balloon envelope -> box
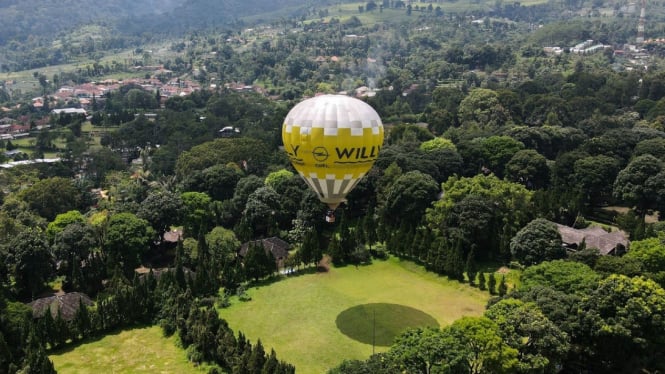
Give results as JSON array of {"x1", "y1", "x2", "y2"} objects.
[{"x1": 282, "y1": 95, "x2": 384, "y2": 209}]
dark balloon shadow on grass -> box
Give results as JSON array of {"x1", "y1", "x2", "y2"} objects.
[{"x1": 335, "y1": 303, "x2": 439, "y2": 346}]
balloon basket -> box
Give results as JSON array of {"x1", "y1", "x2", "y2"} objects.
[{"x1": 325, "y1": 209, "x2": 336, "y2": 223}]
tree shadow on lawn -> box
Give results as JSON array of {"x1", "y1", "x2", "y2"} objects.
[
  {"x1": 336, "y1": 303, "x2": 439, "y2": 346},
  {"x1": 249, "y1": 265, "x2": 324, "y2": 289}
]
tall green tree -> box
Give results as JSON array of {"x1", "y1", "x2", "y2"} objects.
[
  {"x1": 137, "y1": 190, "x2": 185, "y2": 239},
  {"x1": 613, "y1": 154, "x2": 664, "y2": 220},
  {"x1": 578, "y1": 275, "x2": 665, "y2": 372},
  {"x1": 380, "y1": 170, "x2": 439, "y2": 229},
  {"x1": 8, "y1": 229, "x2": 54, "y2": 299},
  {"x1": 19, "y1": 177, "x2": 81, "y2": 221},
  {"x1": 485, "y1": 299, "x2": 570, "y2": 373},
  {"x1": 103, "y1": 212, "x2": 154, "y2": 275},
  {"x1": 442, "y1": 316, "x2": 519, "y2": 373},
  {"x1": 510, "y1": 218, "x2": 565, "y2": 266},
  {"x1": 504, "y1": 149, "x2": 550, "y2": 190}
]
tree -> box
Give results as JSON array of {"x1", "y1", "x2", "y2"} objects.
[
  {"x1": 85, "y1": 148, "x2": 125, "y2": 185},
  {"x1": 19, "y1": 177, "x2": 81, "y2": 221},
  {"x1": 457, "y1": 88, "x2": 513, "y2": 132},
  {"x1": 419, "y1": 137, "x2": 456, "y2": 153},
  {"x1": 8, "y1": 229, "x2": 54, "y2": 298},
  {"x1": 328, "y1": 235, "x2": 343, "y2": 265},
  {"x1": 485, "y1": 299, "x2": 570, "y2": 373},
  {"x1": 196, "y1": 163, "x2": 244, "y2": 201},
  {"x1": 46, "y1": 210, "x2": 85, "y2": 241},
  {"x1": 458, "y1": 136, "x2": 524, "y2": 177},
  {"x1": 387, "y1": 327, "x2": 455, "y2": 373},
  {"x1": 125, "y1": 88, "x2": 158, "y2": 109},
  {"x1": 504, "y1": 149, "x2": 550, "y2": 189},
  {"x1": 497, "y1": 276, "x2": 507, "y2": 296},
  {"x1": 519, "y1": 260, "x2": 600, "y2": 294},
  {"x1": 446, "y1": 194, "x2": 496, "y2": 259},
  {"x1": 206, "y1": 226, "x2": 241, "y2": 267},
  {"x1": 264, "y1": 169, "x2": 294, "y2": 193},
  {"x1": 243, "y1": 241, "x2": 272, "y2": 281},
  {"x1": 624, "y1": 238, "x2": 665, "y2": 287},
  {"x1": 510, "y1": 218, "x2": 565, "y2": 266},
  {"x1": 613, "y1": 154, "x2": 664, "y2": 219},
  {"x1": 480, "y1": 136, "x2": 525, "y2": 176},
  {"x1": 175, "y1": 138, "x2": 272, "y2": 179},
  {"x1": 465, "y1": 246, "x2": 478, "y2": 286},
  {"x1": 299, "y1": 228, "x2": 319, "y2": 267},
  {"x1": 633, "y1": 137, "x2": 665, "y2": 160},
  {"x1": 578, "y1": 275, "x2": 665, "y2": 372},
  {"x1": 442, "y1": 316, "x2": 519, "y2": 373},
  {"x1": 231, "y1": 175, "x2": 264, "y2": 218},
  {"x1": 478, "y1": 272, "x2": 487, "y2": 291},
  {"x1": 363, "y1": 205, "x2": 379, "y2": 251},
  {"x1": 573, "y1": 155, "x2": 620, "y2": 206},
  {"x1": 103, "y1": 212, "x2": 154, "y2": 275},
  {"x1": 53, "y1": 221, "x2": 97, "y2": 290},
  {"x1": 242, "y1": 187, "x2": 282, "y2": 237},
  {"x1": 22, "y1": 327, "x2": 57, "y2": 374},
  {"x1": 427, "y1": 175, "x2": 532, "y2": 260},
  {"x1": 381, "y1": 171, "x2": 439, "y2": 229},
  {"x1": 488, "y1": 273, "x2": 497, "y2": 295},
  {"x1": 181, "y1": 192, "x2": 212, "y2": 237},
  {"x1": 138, "y1": 190, "x2": 185, "y2": 239}
]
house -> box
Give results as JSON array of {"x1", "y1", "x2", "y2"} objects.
[
  {"x1": 4, "y1": 149, "x2": 25, "y2": 158},
  {"x1": 239, "y1": 237, "x2": 291, "y2": 267},
  {"x1": 52, "y1": 108, "x2": 87, "y2": 116},
  {"x1": 136, "y1": 266, "x2": 195, "y2": 281},
  {"x1": 27, "y1": 292, "x2": 93, "y2": 321},
  {"x1": 219, "y1": 126, "x2": 240, "y2": 138},
  {"x1": 163, "y1": 228, "x2": 183, "y2": 244},
  {"x1": 556, "y1": 223, "x2": 629, "y2": 255}
]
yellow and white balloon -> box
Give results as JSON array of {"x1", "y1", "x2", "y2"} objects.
[{"x1": 282, "y1": 95, "x2": 384, "y2": 218}]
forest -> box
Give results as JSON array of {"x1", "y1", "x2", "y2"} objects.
[{"x1": 2, "y1": 0, "x2": 665, "y2": 372}]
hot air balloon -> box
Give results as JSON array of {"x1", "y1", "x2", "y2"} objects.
[{"x1": 282, "y1": 95, "x2": 384, "y2": 222}]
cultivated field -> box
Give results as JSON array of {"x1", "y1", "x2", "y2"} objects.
[
  {"x1": 219, "y1": 256, "x2": 489, "y2": 373},
  {"x1": 49, "y1": 325, "x2": 211, "y2": 374}
]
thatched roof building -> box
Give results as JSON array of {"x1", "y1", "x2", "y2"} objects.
[
  {"x1": 239, "y1": 237, "x2": 291, "y2": 267},
  {"x1": 27, "y1": 292, "x2": 93, "y2": 321},
  {"x1": 556, "y1": 224, "x2": 629, "y2": 255}
]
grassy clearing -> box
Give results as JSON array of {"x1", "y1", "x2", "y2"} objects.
[
  {"x1": 49, "y1": 325, "x2": 211, "y2": 374},
  {"x1": 219, "y1": 256, "x2": 489, "y2": 373}
]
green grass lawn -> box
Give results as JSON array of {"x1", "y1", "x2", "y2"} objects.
[
  {"x1": 219, "y1": 256, "x2": 489, "y2": 373},
  {"x1": 49, "y1": 325, "x2": 212, "y2": 374}
]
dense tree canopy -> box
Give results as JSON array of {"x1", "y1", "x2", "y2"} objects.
[
  {"x1": 18, "y1": 177, "x2": 81, "y2": 221},
  {"x1": 103, "y1": 212, "x2": 154, "y2": 274},
  {"x1": 519, "y1": 260, "x2": 601, "y2": 294}
]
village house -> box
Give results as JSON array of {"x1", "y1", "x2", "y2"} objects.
[
  {"x1": 27, "y1": 292, "x2": 94, "y2": 321},
  {"x1": 556, "y1": 223, "x2": 629, "y2": 256}
]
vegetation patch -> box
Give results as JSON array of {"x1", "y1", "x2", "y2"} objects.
[
  {"x1": 49, "y1": 325, "x2": 210, "y2": 374},
  {"x1": 335, "y1": 303, "x2": 440, "y2": 346},
  {"x1": 219, "y1": 257, "x2": 488, "y2": 373}
]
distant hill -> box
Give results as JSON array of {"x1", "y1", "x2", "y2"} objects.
[
  {"x1": 0, "y1": 0, "x2": 184, "y2": 44},
  {"x1": 0, "y1": 0, "x2": 323, "y2": 46}
]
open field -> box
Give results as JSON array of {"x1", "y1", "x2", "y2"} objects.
[
  {"x1": 49, "y1": 325, "x2": 211, "y2": 374},
  {"x1": 219, "y1": 256, "x2": 489, "y2": 373}
]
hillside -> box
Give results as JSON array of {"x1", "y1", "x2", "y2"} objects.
[
  {"x1": 0, "y1": 0, "x2": 324, "y2": 46},
  {"x1": 0, "y1": 0, "x2": 184, "y2": 44}
]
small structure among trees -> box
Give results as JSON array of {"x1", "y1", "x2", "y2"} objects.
[
  {"x1": 27, "y1": 292, "x2": 93, "y2": 321},
  {"x1": 556, "y1": 224, "x2": 629, "y2": 255},
  {"x1": 239, "y1": 237, "x2": 291, "y2": 269}
]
